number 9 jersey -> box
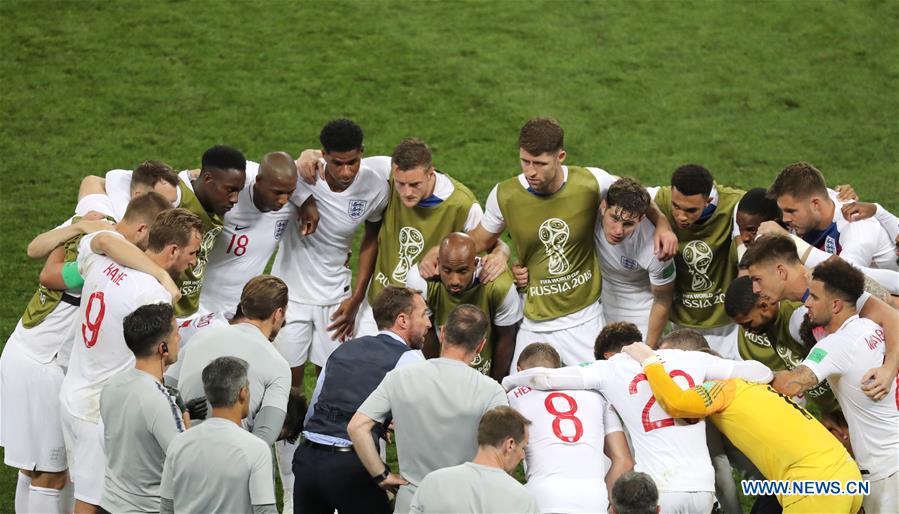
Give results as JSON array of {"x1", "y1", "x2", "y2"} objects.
[{"x1": 507, "y1": 385, "x2": 622, "y2": 513}]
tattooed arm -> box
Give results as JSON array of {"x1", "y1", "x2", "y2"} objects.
[{"x1": 771, "y1": 366, "x2": 821, "y2": 397}]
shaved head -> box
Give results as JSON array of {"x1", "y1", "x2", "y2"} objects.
[
  {"x1": 254, "y1": 151, "x2": 297, "y2": 212},
  {"x1": 259, "y1": 151, "x2": 298, "y2": 181},
  {"x1": 438, "y1": 233, "x2": 477, "y2": 295}
]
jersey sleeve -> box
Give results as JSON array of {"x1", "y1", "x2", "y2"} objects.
[
  {"x1": 160, "y1": 443, "x2": 176, "y2": 501},
  {"x1": 698, "y1": 351, "x2": 773, "y2": 383},
  {"x1": 147, "y1": 393, "x2": 185, "y2": 452},
  {"x1": 76, "y1": 230, "x2": 121, "y2": 275},
  {"x1": 486, "y1": 381, "x2": 511, "y2": 410},
  {"x1": 800, "y1": 337, "x2": 849, "y2": 383},
  {"x1": 357, "y1": 372, "x2": 394, "y2": 423},
  {"x1": 603, "y1": 402, "x2": 624, "y2": 434},
  {"x1": 873, "y1": 203, "x2": 899, "y2": 241},
  {"x1": 585, "y1": 167, "x2": 617, "y2": 198},
  {"x1": 463, "y1": 202, "x2": 484, "y2": 232},
  {"x1": 788, "y1": 306, "x2": 807, "y2": 344},
  {"x1": 646, "y1": 186, "x2": 661, "y2": 201},
  {"x1": 366, "y1": 185, "x2": 390, "y2": 224},
  {"x1": 480, "y1": 186, "x2": 506, "y2": 234},
  {"x1": 644, "y1": 362, "x2": 731, "y2": 417},
  {"x1": 248, "y1": 440, "x2": 277, "y2": 506},
  {"x1": 361, "y1": 156, "x2": 392, "y2": 180},
  {"x1": 289, "y1": 180, "x2": 314, "y2": 208},
  {"x1": 75, "y1": 193, "x2": 116, "y2": 219},
  {"x1": 404, "y1": 266, "x2": 429, "y2": 293},
  {"x1": 648, "y1": 258, "x2": 676, "y2": 287},
  {"x1": 837, "y1": 221, "x2": 883, "y2": 268},
  {"x1": 104, "y1": 169, "x2": 134, "y2": 221},
  {"x1": 493, "y1": 281, "x2": 523, "y2": 327}
]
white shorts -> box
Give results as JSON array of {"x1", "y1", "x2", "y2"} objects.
[
  {"x1": 60, "y1": 410, "x2": 105, "y2": 505},
  {"x1": 355, "y1": 297, "x2": 379, "y2": 338},
  {"x1": 274, "y1": 300, "x2": 343, "y2": 368},
  {"x1": 0, "y1": 342, "x2": 67, "y2": 472},
  {"x1": 672, "y1": 323, "x2": 740, "y2": 360},
  {"x1": 527, "y1": 476, "x2": 608, "y2": 513},
  {"x1": 602, "y1": 304, "x2": 651, "y2": 338},
  {"x1": 512, "y1": 307, "x2": 605, "y2": 372},
  {"x1": 658, "y1": 491, "x2": 715, "y2": 514},
  {"x1": 864, "y1": 470, "x2": 898, "y2": 514}
]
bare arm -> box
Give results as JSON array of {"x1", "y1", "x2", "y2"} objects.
[
  {"x1": 27, "y1": 217, "x2": 110, "y2": 259},
  {"x1": 603, "y1": 431, "x2": 634, "y2": 498},
  {"x1": 347, "y1": 411, "x2": 408, "y2": 493},
  {"x1": 859, "y1": 296, "x2": 899, "y2": 400},
  {"x1": 771, "y1": 366, "x2": 820, "y2": 398},
  {"x1": 38, "y1": 246, "x2": 69, "y2": 290},
  {"x1": 419, "y1": 223, "x2": 501, "y2": 279},
  {"x1": 328, "y1": 220, "x2": 381, "y2": 340},
  {"x1": 644, "y1": 202, "x2": 678, "y2": 261},
  {"x1": 490, "y1": 324, "x2": 518, "y2": 382},
  {"x1": 78, "y1": 175, "x2": 106, "y2": 200},
  {"x1": 646, "y1": 282, "x2": 674, "y2": 348}
]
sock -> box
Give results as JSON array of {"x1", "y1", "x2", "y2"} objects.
[
  {"x1": 15, "y1": 472, "x2": 31, "y2": 513},
  {"x1": 278, "y1": 439, "x2": 297, "y2": 491},
  {"x1": 29, "y1": 485, "x2": 62, "y2": 514},
  {"x1": 60, "y1": 480, "x2": 75, "y2": 514}
]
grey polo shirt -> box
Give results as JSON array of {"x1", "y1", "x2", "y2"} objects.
[
  {"x1": 358, "y1": 358, "x2": 508, "y2": 513},
  {"x1": 100, "y1": 368, "x2": 185, "y2": 513},
  {"x1": 160, "y1": 417, "x2": 275, "y2": 512},
  {"x1": 410, "y1": 462, "x2": 539, "y2": 514},
  {"x1": 174, "y1": 323, "x2": 291, "y2": 431}
]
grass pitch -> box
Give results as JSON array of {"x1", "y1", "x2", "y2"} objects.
[{"x1": 2, "y1": 1, "x2": 897, "y2": 511}]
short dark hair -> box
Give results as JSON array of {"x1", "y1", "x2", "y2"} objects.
[
  {"x1": 238, "y1": 275, "x2": 288, "y2": 320},
  {"x1": 724, "y1": 276, "x2": 760, "y2": 319},
  {"x1": 659, "y1": 328, "x2": 709, "y2": 351},
  {"x1": 740, "y1": 234, "x2": 801, "y2": 268},
  {"x1": 320, "y1": 119, "x2": 364, "y2": 154},
  {"x1": 281, "y1": 387, "x2": 308, "y2": 444},
  {"x1": 131, "y1": 160, "x2": 178, "y2": 193},
  {"x1": 737, "y1": 187, "x2": 781, "y2": 221},
  {"x1": 443, "y1": 304, "x2": 488, "y2": 352},
  {"x1": 606, "y1": 177, "x2": 651, "y2": 217},
  {"x1": 391, "y1": 138, "x2": 432, "y2": 171},
  {"x1": 811, "y1": 258, "x2": 864, "y2": 305},
  {"x1": 595, "y1": 322, "x2": 643, "y2": 360},
  {"x1": 671, "y1": 164, "x2": 714, "y2": 197},
  {"x1": 202, "y1": 356, "x2": 249, "y2": 408},
  {"x1": 123, "y1": 303, "x2": 175, "y2": 358},
  {"x1": 517, "y1": 343, "x2": 562, "y2": 369},
  {"x1": 372, "y1": 286, "x2": 420, "y2": 330},
  {"x1": 477, "y1": 406, "x2": 531, "y2": 448},
  {"x1": 611, "y1": 471, "x2": 659, "y2": 514},
  {"x1": 518, "y1": 117, "x2": 564, "y2": 155},
  {"x1": 768, "y1": 161, "x2": 828, "y2": 200},
  {"x1": 147, "y1": 208, "x2": 204, "y2": 252},
  {"x1": 121, "y1": 191, "x2": 172, "y2": 225},
  {"x1": 201, "y1": 145, "x2": 247, "y2": 173}
]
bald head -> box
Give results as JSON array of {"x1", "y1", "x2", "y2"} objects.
[
  {"x1": 254, "y1": 151, "x2": 298, "y2": 212},
  {"x1": 438, "y1": 233, "x2": 477, "y2": 295}
]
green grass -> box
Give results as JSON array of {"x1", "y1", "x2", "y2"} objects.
[{"x1": 2, "y1": 0, "x2": 897, "y2": 511}]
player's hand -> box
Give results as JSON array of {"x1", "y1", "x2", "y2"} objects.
[
  {"x1": 860, "y1": 365, "x2": 895, "y2": 401},
  {"x1": 185, "y1": 397, "x2": 208, "y2": 421},
  {"x1": 159, "y1": 274, "x2": 183, "y2": 304},
  {"x1": 295, "y1": 149, "x2": 323, "y2": 184},
  {"x1": 834, "y1": 184, "x2": 858, "y2": 202},
  {"x1": 757, "y1": 220, "x2": 789, "y2": 238},
  {"x1": 75, "y1": 218, "x2": 114, "y2": 234},
  {"x1": 418, "y1": 246, "x2": 440, "y2": 279},
  {"x1": 479, "y1": 252, "x2": 508, "y2": 283},
  {"x1": 327, "y1": 296, "x2": 361, "y2": 342},
  {"x1": 298, "y1": 196, "x2": 320, "y2": 236},
  {"x1": 621, "y1": 342, "x2": 655, "y2": 363},
  {"x1": 841, "y1": 201, "x2": 876, "y2": 222},
  {"x1": 653, "y1": 228, "x2": 678, "y2": 261},
  {"x1": 511, "y1": 264, "x2": 529, "y2": 288},
  {"x1": 80, "y1": 210, "x2": 107, "y2": 221},
  {"x1": 377, "y1": 472, "x2": 409, "y2": 494}
]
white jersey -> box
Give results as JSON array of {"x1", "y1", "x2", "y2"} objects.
[
  {"x1": 59, "y1": 231, "x2": 171, "y2": 422},
  {"x1": 504, "y1": 349, "x2": 772, "y2": 493},
  {"x1": 815, "y1": 193, "x2": 898, "y2": 271},
  {"x1": 104, "y1": 168, "x2": 183, "y2": 221},
  {"x1": 199, "y1": 162, "x2": 295, "y2": 318},
  {"x1": 177, "y1": 311, "x2": 229, "y2": 347},
  {"x1": 801, "y1": 315, "x2": 899, "y2": 481},
  {"x1": 271, "y1": 156, "x2": 390, "y2": 305},
  {"x1": 508, "y1": 384, "x2": 622, "y2": 512},
  {"x1": 596, "y1": 216, "x2": 675, "y2": 317},
  {"x1": 482, "y1": 166, "x2": 616, "y2": 331}
]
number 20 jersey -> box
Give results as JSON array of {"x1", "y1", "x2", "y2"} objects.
[
  {"x1": 579, "y1": 350, "x2": 744, "y2": 493},
  {"x1": 59, "y1": 231, "x2": 171, "y2": 423}
]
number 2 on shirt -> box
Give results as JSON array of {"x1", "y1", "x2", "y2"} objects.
[
  {"x1": 629, "y1": 370, "x2": 695, "y2": 432},
  {"x1": 544, "y1": 392, "x2": 584, "y2": 443},
  {"x1": 226, "y1": 234, "x2": 249, "y2": 256},
  {"x1": 82, "y1": 291, "x2": 106, "y2": 348}
]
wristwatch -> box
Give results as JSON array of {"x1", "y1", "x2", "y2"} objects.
[{"x1": 372, "y1": 468, "x2": 390, "y2": 484}]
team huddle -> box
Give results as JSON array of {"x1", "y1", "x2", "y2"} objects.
[{"x1": 1, "y1": 117, "x2": 897, "y2": 514}]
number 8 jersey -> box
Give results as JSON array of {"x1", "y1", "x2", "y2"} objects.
[{"x1": 59, "y1": 230, "x2": 172, "y2": 424}]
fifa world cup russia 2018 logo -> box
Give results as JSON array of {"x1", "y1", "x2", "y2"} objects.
[
  {"x1": 392, "y1": 226, "x2": 425, "y2": 282},
  {"x1": 539, "y1": 218, "x2": 571, "y2": 275},
  {"x1": 682, "y1": 240, "x2": 713, "y2": 291}
]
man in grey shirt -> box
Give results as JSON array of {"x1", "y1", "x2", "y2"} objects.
[
  {"x1": 100, "y1": 303, "x2": 186, "y2": 513},
  {"x1": 170, "y1": 275, "x2": 291, "y2": 445},
  {"x1": 161, "y1": 356, "x2": 276, "y2": 514},
  {"x1": 410, "y1": 406, "x2": 538, "y2": 513},
  {"x1": 349, "y1": 305, "x2": 509, "y2": 513}
]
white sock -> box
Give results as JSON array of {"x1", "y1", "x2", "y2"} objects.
[
  {"x1": 278, "y1": 439, "x2": 297, "y2": 491},
  {"x1": 15, "y1": 472, "x2": 31, "y2": 513},
  {"x1": 29, "y1": 485, "x2": 63, "y2": 514}
]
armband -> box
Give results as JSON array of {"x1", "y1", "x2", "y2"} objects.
[{"x1": 61, "y1": 261, "x2": 85, "y2": 289}]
